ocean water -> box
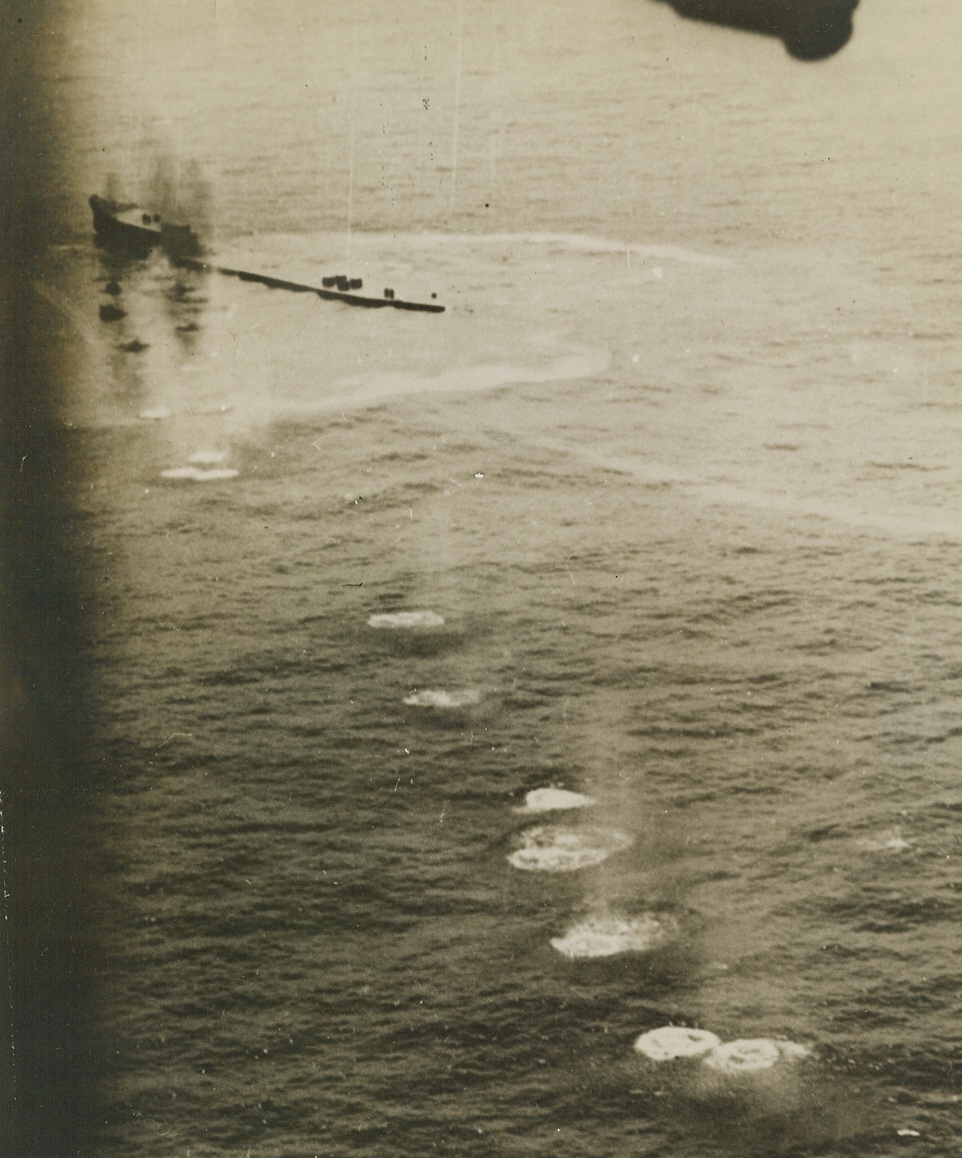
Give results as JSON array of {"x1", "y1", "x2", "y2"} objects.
[{"x1": 29, "y1": 0, "x2": 962, "y2": 1153}]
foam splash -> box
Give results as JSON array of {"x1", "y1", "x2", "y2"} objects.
[
  {"x1": 514, "y1": 787, "x2": 596, "y2": 814},
  {"x1": 160, "y1": 466, "x2": 240, "y2": 481},
  {"x1": 634, "y1": 1027, "x2": 721, "y2": 1061},
  {"x1": 507, "y1": 824, "x2": 634, "y2": 873},
  {"x1": 138, "y1": 406, "x2": 173, "y2": 420},
  {"x1": 858, "y1": 829, "x2": 912, "y2": 852},
  {"x1": 703, "y1": 1039, "x2": 812, "y2": 1074},
  {"x1": 368, "y1": 611, "x2": 445, "y2": 629},
  {"x1": 551, "y1": 912, "x2": 676, "y2": 959},
  {"x1": 193, "y1": 468, "x2": 239, "y2": 481},
  {"x1": 403, "y1": 689, "x2": 481, "y2": 708},
  {"x1": 634, "y1": 1028, "x2": 812, "y2": 1071}
]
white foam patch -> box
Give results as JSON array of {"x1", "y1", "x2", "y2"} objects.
[
  {"x1": 702, "y1": 1039, "x2": 812, "y2": 1074},
  {"x1": 507, "y1": 825, "x2": 634, "y2": 872},
  {"x1": 160, "y1": 466, "x2": 239, "y2": 481},
  {"x1": 774, "y1": 1041, "x2": 813, "y2": 1062},
  {"x1": 331, "y1": 350, "x2": 611, "y2": 414},
  {"x1": 368, "y1": 611, "x2": 445, "y2": 629},
  {"x1": 858, "y1": 829, "x2": 912, "y2": 852},
  {"x1": 551, "y1": 912, "x2": 676, "y2": 959},
  {"x1": 403, "y1": 689, "x2": 481, "y2": 708},
  {"x1": 515, "y1": 787, "x2": 597, "y2": 814},
  {"x1": 188, "y1": 450, "x2": 228, "y2": 465},
  {"x1": 634, "y1": 1027, "x2": 721, "y2": 1061},
  {"x1": 139, "y1": 406, "x2": 173, "y2": 420}
]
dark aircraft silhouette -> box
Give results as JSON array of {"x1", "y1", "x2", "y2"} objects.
[{"x1": 650, "y1": 0, "x2": 860, "y2": 60}]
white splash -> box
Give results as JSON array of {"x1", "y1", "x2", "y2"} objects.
[
  {"x1": 702, "y1": 1038, "x2": 812, "y2": 1074},
  {"x1": 193, "y1": 468, "x2": 240, "y2": 481},
  {"x1": 634, "y1": 1027, "x2": 721, "y2": 1061},
  {"x1": 858, "y1": 829, "x2": 912, "y2": 852},
  {"x1": 550, "y1": 912, "x2": 676, "y2": 959},
  {"x1": 368, "y1": 611, "x2": 445, "y2": 629},
  {"x1": 138, "y1": 406, "x2": 173, "y2": 420},
  {"x1": 515, "y1": 787, "x2": 596, "y2": 814},
  {"x1": 160, "y1": 466, "x2": 239, "y2": 481},
  {"x1": 403, "y1": 689, "x2": 481, "y2": 708},
  {"x1": 507, "y1": 824, "x2": 634, "y2": 873}
]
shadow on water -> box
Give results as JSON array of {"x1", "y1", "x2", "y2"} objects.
[
  {"x1": 648, "y1": 0, "x2": 860, "y2": 61},
  {"x1": 95, "y1": 246, "x2": 210, "y2": 358},
  {"x1": 2, "y1": 8, "x2": 106, "y2": 1153}
]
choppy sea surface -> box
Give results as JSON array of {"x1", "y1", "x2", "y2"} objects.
[{"x1": 31, "y1": 1, "x2": 962, "y2": 1153}]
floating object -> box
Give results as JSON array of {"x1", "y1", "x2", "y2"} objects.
[
  {"x1": 508, "y1": 824, "x2": 633, "y2": 872},
  {"x1": 90, "y1": 195, "x2": 444, "y2": 311},
  {"x1": 403, "y1": 689, "x2": 481, "y2": 708},
  {"x1": 550, "y1": 912, "x2": 676, "y2": 959},
  {"x1": 634, "y1": 1027, "x2": 721, "y2": 1061},
  {"x1": 181, "y1": 258, "x2": 445, "y2": 313},
  {"x1": 99, "y1": 302, "x2": 126, "y2": 322},
  {"x1": 702, "y1": 1038, "x2": 811, "y2": 1074},
  {"x1": 322, "y1": 275, "x2": 363, "y2": 291},
  {"x1": 367, "y1": 611, "x2": 445, "y2": 629},
  {"x1": 120, "y1": 339, "x2": 148, "y2": 353},
  {"x1": 515, "y1": 787, "x2": 596, "y2": 814},
  {"x1": 89, "y1": 194, "x2": 201, "y2": 259}
]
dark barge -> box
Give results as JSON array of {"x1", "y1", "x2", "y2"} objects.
[
  {"x1": 89, "y1": 195, "x2": 445, "y2": 313},
  {"x1": 89, "y1": 194, "x2": 201, "y2": 259}
]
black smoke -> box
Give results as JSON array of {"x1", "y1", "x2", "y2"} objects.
[{"x1": 650, "y1": 0, "x2": 860, "y2": 60}]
